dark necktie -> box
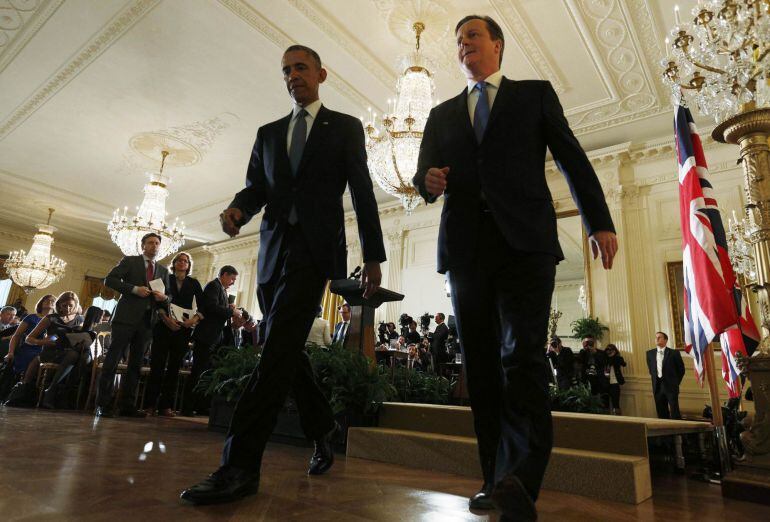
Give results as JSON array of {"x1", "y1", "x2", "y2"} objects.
[
  {"x1": 289, "y1": 108, "x2": 308, "y2": 175},
  {"x1": 473, "y1": 81, "x2": 489, "y2": 143},
  {"x1": 146, "y1": 260, "x2": 154, "y2": 283}
]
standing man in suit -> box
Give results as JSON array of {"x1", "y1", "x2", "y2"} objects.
[
  {"x1": 181, "y1": 265, "x2": 241, "y2": 416},
  {"x1": 182, "y1": 44, "x2": 386, "y2": 505},
  {"x1": 97, "y1": 233, "x2": 169, "y2": 417},
  {"x1": 413, "y1": 15, "x2": 618, "y2": 520},
  {"x1": 331, "y1": 303, "x2": 351, "y2": 345},
  {"x1": 432, "y1": 312, "x2": 449, "y2": 366},
  {"x1": 646, "y1": 331, "x2": 685, "y2": 419}
]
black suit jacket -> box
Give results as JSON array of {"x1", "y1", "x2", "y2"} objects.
[
  {"x1": 230, "y1": 105, "x2": 386, "y2": 284},
  {"x1": 193, "y1": 279, "x2": 232, "y2": 345},
  {"x1": 431, "y1": 322, "x2": 449, "y2": 363},
  {"x1": 646, "y1": 347, "x2": 685, "y2": 392},
  {"x1": 413, "y1": 78, "x2": 615, "y2": 273},
  {"x1": 105, "y1": 256, "x2": 170, "y2": 327}
]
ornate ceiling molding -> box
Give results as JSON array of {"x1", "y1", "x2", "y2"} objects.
[
  {"x1": 562, "y1": 0, "x2": 663, "y2": 134},
  {"x1": 218, "y1": 0, "x2": 383, "y2": 113},
  {"x1": 489, "y1": 0, "x2": 567, "y2": 94},
  {"x1": 0, "y1": 0, "x2": 160, "y2": 141},
  {"x1": 0, "y1": 0, "x2": 63, "y2": 74},
  {"x1": 287, "y1": 0, "x2": 396, "y2": 90}
]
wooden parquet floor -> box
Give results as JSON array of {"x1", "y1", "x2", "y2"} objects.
[{"x1": 1, "y1": 407, "x2": 768, "y2": 521}]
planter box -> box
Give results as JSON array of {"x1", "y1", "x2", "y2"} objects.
[{"x1": 208, "y1": 395, "x2": 236, "y2": 432}]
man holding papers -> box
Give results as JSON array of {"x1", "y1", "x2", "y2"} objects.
[{"x1": 97, "y1": 232, "x2": 169, "y2": 418}]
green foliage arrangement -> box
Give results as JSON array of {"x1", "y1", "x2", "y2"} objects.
[
  {"x1": 390, "y1": 366, "x2": 455, "y2": 404},
  {"x1": 308, "y1": 342, "x2": 396, "y2": 415},
  {"x1": 570, "y1": 316, "x2": 609, "y2": 341},
  {"x1": 549, "y1": 383, "x2": 605, "y2": 414},
  {"x1": 196, "y1": 344, "x2": 260, "y2": 402}
]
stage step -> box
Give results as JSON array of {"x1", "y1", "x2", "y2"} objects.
[{"x1": 346, "y1": 402, "x2": 653, "y2": 504}]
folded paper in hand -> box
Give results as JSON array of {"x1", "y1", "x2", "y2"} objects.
[
  {"x1": 149, "y1": 278, "x2": 165, "y2": 294},
  {"x1": 170, "y1": 296, "x2": 197, "y2": 322}
]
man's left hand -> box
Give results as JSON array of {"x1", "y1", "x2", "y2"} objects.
[
  {"x1": 589, "y1": 231, "x2": 618, "y2": 270},
  {"x1": 152, "y1": 291, "x2": 166, "y2": 302},
  {"x1": 361, "y1": 261, "x2": 382, "y2": 299}
]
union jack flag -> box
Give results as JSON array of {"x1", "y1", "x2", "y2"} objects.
[
  {"x1": 720, "y1": 281, "x2": 759, "y2": 397},
  {"x1": 676, "y1": 104, "x2": 743, "y2": 384}
]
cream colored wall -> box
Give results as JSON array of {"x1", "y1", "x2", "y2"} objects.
[
  {"x1": 0, "y1": 229, "x2": 118, "y2": 309},
  {"x1": 184, "y1": 130, "x2": 751, "y2": 418}
]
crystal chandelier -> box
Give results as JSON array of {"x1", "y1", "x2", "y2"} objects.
[
  {"x1": 661, "y1": 1, "x2": 770, "y2": 123},
  {"x1": 108, "y1": 150, "x2": 185, "y2": 260},
  {"x1": 366, "y1": 22, "x2": 435, "y2": 214},
  {"x1": 6, "y1": 208, "x2": 67, "y2": 293},
  {"x1": 726, "y1": 210, "x2": 757, "y2": 280}
]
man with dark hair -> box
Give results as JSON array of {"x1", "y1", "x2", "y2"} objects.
[
  {"x1": 431, "y1": 312, "x2": 449, "y2": 366},
  {"x1": 97, "y1": 232, "x2": 169, "y2": 417},
  {"x1": 182, "y1": 43, "x2": 385, "y2": 505},
  {"x1": 332, "y1": 303, "x2": 351, "y2": 344},
  {"x1": 547, "y1": 337, "x2": 576, "y2": 390},
  {"x1": 646, "y1": 331, "x2": 685, "y2": 419},
  {"x1": 413, "y1": 14, "x2": 618, "y2": 520},
  {"x1": 182, "y1": 265, "x2": 241, "y2": 416}
]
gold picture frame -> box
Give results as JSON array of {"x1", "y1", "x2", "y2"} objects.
[{"x1": 666, "y1": 261, "x2": 685, "y2": 349}]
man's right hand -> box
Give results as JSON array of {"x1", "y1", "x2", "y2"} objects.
[
  {"x1": 135, "y1": 286, "x2": 152, "y2": 298},
  {"x1": 425, "y1": 167, "x2": 449, "y2": 197},
  {"x1": 220, "y1": 208, "x2": 244, "y2": 237}
]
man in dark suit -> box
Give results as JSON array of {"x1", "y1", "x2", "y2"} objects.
[
  {"x1": 547, "y1": 337, "x2": 576, "y2": 390},
  {"x1": 181, "y1": 44, "x2": 385, "y2": 505},
  {"x1": 97, "y1": 233, "x2": 169, "y2": 417},
  {"x1": 413, "y1": 15, "x2": 618, "y2": 520},
  {"x1": 181, "y1": 265, "x2": 241, "y2": 416},
  {"x1": 431, "y1": 312, "x2": 449, "y2": 366},
  {"x1": 646, "y1": 331, "x2": 685, "y2": 419},
  {"x1": 331, "y1": 302, "x2": 351, "y2": 345}
]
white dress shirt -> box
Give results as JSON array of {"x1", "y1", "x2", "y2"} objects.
[
  {"x1": 287, "y1": 99, "x2": 322, "y2": 155},
  {"x1": 656, "y1": 347, "x2": 666, "y2": 379},
  {"x1": 466, "y1": 69, "x2": 504, "y2": 123}
]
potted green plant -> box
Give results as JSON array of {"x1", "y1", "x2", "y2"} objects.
[
  {"x1": 390, "y1": 366, "x2": 455, "y2": 404},
  {"x1": 570, "y1": 316, "x2": 609, "y2": 341},
  {"x1": 549, "y1": 383, "x2": 605, "y2": 414}
]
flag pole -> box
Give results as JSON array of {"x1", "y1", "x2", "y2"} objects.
[{"x1": 705, "y1": 342, "x2": 731, "y2": 475}]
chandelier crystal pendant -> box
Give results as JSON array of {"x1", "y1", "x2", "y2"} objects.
[
  {"x1": 661, "y1": 1, "x2": 770, "y2": 122},
  {"x1": 6, "y1": 208, "x2": 67, "y2": 293},
  {"x1": 108, "y1": 150, "x2": 185, "y2": 260},
  {"x1": 366, "y1": 22, "x2": 435, "y2": 214}
]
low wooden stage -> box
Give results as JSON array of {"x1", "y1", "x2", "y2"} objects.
[{"x1": 348, "y1": 403, "x2": 714, "y2": 505}]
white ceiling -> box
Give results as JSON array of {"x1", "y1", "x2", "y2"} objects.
[{"x1": 0, "y1": 0, "x2": 697, "y2": 256}]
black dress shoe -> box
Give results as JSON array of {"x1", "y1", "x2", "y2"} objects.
[
  {"x1": 180, "y1": 466, "x2": 259, "y2": 505},
  {"x1": 308, "y1": 422, "x2": 339, "y2": 475},
  {"x1": 95, "y1": 406, "x2": 115, "y2": 418},
  {"x1": 118, "y1": 407, "x2": 148, "y2": 418},
  {"x1": 491, "y1": 474, "x2": 537, "y2": 522},
  {"x1": 468, "y1": 482, "x2": 495, "y2": 509}
]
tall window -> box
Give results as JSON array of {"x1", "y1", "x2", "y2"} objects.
[{"x1": 0, "y1": 278, "x2": 11, "y2": 306}]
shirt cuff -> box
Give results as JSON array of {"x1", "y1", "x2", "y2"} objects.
[{"x1": 131, "y1": 286, "x2": 141, "y2": 296}]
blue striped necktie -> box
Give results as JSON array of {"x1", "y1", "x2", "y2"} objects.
[
  {"x1": 473, "y1": 81, "x2": 489, "y2": 143},
  {"x1": 289, "y1": 108, "x2": 308, "y2": 175}
]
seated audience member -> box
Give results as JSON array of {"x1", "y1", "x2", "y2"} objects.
[
  {"x1": 1, "y1": 306, "x2": 17, "y2": 330},
  {"x1": 578, "y1": 336, "x2": 608, "y2": 397},
  {"x1": 546, "y1": 336, "x2": 576, "y2": 390},
  {"x1": 25, "y1": 292, "x2": 99, "y2": 409},
  {"x1": 405, "y1": 320, "x2": 421, "y2": 345},
  {"x1": 386, "y1": 322, "x2": 399, "y2": 341},
  {"x1": 145, "y1": 251, "x2": 203, "y2": 417},
  {"x1": 331, "y1": 303, "x2": 351, "y2": 344},
  {"x1": 306, "y1": 306, "x2": 331, "y2": 347},
  {"x1": 222, "y1": 308, "x2": 250, "y2": 349},
  {"x1": 604, "y1": 343, "x2": 626, "y2": 415},
  {"x1": 182, "y1": 265, "x2": 241, "y2": 416},
  {"x1": 418, "y1": 338, "x2": 432, "y2": 370}
]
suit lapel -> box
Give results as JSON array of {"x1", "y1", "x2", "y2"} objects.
[
  {"x1": 276, "y1": 113, "x2": 292, "y2": 181},
  {"x1": 485, "y1": 77, "x2": 515, "y2": 136},
  {"x1": 454, "y1": 89, "x2": 477, "y2": 148}
]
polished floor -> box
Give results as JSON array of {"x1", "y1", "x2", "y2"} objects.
[{"x1": 1, "y1": 407, "x2": 769, "y2": 521}]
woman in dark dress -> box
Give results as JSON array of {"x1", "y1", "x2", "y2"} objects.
[
  {"x1": 5, "y1": 294, "x2": 56, "y2": 376},
  {"x1": 145, "y1": 251, "x2": 204, "y2": 416},
  {"x1": 26, "y1": 291, "x2": 98, "y2": 408},
  {"x1": 604, "y1": 343, "x2": 626, "y2": 415}
]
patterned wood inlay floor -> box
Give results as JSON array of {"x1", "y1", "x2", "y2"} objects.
[{"x1": 1, "y1": 407, "x2": 768, "y2": 521}]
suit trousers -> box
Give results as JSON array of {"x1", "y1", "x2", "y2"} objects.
[
  {"x1": 447, "y1": 212, "x2": 555, "y2": 501},
  {"x1": 222, "y1": 224, "x2": 335, "y2": 472},
  {"x1": 183, "y1": 336, "x2": 219, "y2": 414},
  {"x1": 97, "y1": 313, "x2": 153, "y2": 409},
  {"x1": 145, "y1": 323, "x2": 192, "y2": 411},
  {"x1": 654, "y1": 379, "x2": 681, "y2": 419}
]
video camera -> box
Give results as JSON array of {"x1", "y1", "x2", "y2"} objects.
[{"x1": 419, "y1": 312, "x2": 434, "y2": 336}]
